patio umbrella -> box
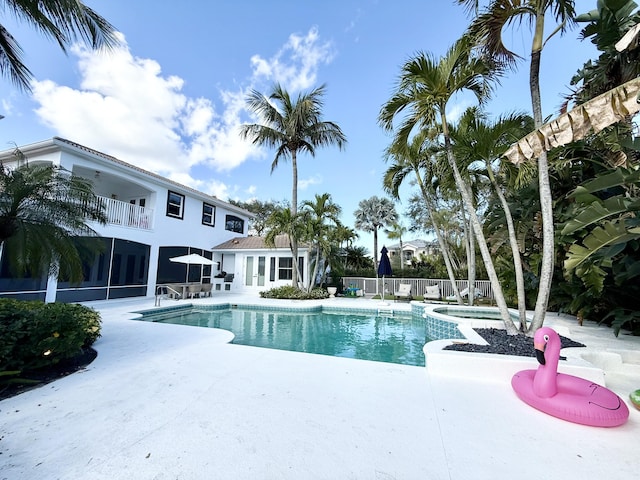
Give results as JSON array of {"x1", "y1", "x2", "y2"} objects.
[
  {"x1": 169, "y1": 253, "x2": 217, "y2": 284},
  {"x1": 377, "y1": 246, "x2": 392, "y2": 301},
  {"x1": 169, "y1": 253, "x2": 215, "y2": 265}
]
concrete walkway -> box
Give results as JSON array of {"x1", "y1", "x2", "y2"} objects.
[{"x1": 1, "y1": 295, "x2": 638, "y2": 479}]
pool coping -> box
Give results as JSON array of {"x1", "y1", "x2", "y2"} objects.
[{"x1": 417, "y1": 302, "x2": 606, "y2": 385}]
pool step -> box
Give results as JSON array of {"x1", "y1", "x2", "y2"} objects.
[{"x1": 377, "y1": 304, "x2": 394, "y2": 315}]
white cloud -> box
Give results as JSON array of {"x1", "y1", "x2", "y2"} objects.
[
  {"x1": 1, "y1": 97, "x2": 14, "y2": 116},
  {"x1": 299, "y1": 174, "x2": 322, "y2": 190},
  {"x1": 249, "y1": 26, "x2": 335, "y2": 91},
  {"x1": 28, "y1": 28, "x2": 334, "y2": 197}
]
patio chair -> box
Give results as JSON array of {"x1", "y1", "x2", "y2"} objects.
[
  {"x1": 187, "y1": 284, "x2": 201, "y2": 299},
  {"x1": 394, "y1": 283, "x2": 413, "y2": 302},
  {"x1": 424, "y1": 285, "x2": 441, "y2": 302},
  {"x1": 200, "y1": 283, "x2": 213, "y2": 297}
]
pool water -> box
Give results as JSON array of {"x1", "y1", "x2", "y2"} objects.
[{"x1": 137, "y1": 307, "x2": 431, "y2": 366}]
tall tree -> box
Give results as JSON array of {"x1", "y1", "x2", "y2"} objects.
[
  {"x1": 379, "y1": 35, "x2": 524, "y2": 333},
  {"x1": 457, "y1": 0, "x2": 577, "y2": 332},
  {"x1": 0, "y1": 162, "x2": 107, "y2": 283},
  {"x1": 1, "y1": 0, "x2": 119, "y2": 91},
  {"x1": 228, "y1": 198, "x2": 287, "y2": 236},
  {"x1": 451, "y1": 107, "x2": 535, "y2": 325},
  {"x1": 383, "y1": 132, "x2": 464, "y2": 302},
  {"x1": 240, "y1": 84, "x2": 346, "y2": 287},
  {"x1": 353, "y1": 196, "x2": 398, "y2": 269}
]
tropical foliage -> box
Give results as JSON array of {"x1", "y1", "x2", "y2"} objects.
[
  {"x1": 0, "y1": 162, "x2": 107, "y2": 283},
  {"x1": 0, "y1": 0, "x2": 119, "y2": 91},
  {"x1": 259, "y1": 285, "x2": 328, "y2": 300},
  {"x1": 300, "y1": 193, "x2": 343, "y2": 290},
  {"x1": 0, "y1": 299, "x2": 101, "y2": 375},
  {"x1": 228, "y1": 198, "x2": 288, "y2": 236}
]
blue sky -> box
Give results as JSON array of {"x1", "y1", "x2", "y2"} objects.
[{"x1": 1, "y1": 0, "x2": 597, "y2": 254}]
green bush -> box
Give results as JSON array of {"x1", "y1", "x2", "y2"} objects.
[
  {"x1": 259, "y1": 285, "x2": 329, "y2": 300},
  {"x1": 0, "y1": 299, "x2": 101, "y2": 372}
]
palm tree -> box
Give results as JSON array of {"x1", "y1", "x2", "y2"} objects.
[
  {"x1": 451, "y1": 107, "x2": 535, "y2": 326},
  {"x1": 379, "y1": 35, "x2": 523, "y2": 334},
  {"x1": 263, "y1": 207, "x2": 307, "y2": 288},
  {"x1": 384, "y1": 221, "x2": 407, "y2": 271},
  {"x1": 382, "y1": 132, "x2": 464, "y2": 302},
  {"x1": 0, "y1": 162, "x2": 107, "y2": 283},
  {"x1": 1, "y1": 0, "x2": 119, "y2": 92},
  {"x1": 300, "y1": 193, "x2": 341, "y2": 292},
  {"x1": 353, "y1": 196, "x2": 398, "y2": 269},
  {"x1": 457, "y1": 0, "x2": 577, "y2": 332},
  {"x1": 343, "y1": 245, "x2": 372, "y2": 271},
  {"x1": 240, "y1": 84, "x2": 346, "y2": 288}
]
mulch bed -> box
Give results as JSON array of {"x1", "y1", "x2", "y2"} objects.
[
  {"x1": 0, "y1": 348, "x2": 97, "y2": 401},
  {"x1": 443, "y1": 328, "x2": 585, "y2": 357}
]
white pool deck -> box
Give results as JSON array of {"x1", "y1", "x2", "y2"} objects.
[{"x1": 1, "y1": 294, "x2": 638, "y2": 480}]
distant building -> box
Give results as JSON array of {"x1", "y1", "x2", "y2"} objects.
[{"x1": 386, "y1": 239, "x2": 440, "y2": 266}]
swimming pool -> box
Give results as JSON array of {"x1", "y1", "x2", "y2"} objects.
[{"x1": 135, "y1": 305, "x2": 432, "y2": 366}]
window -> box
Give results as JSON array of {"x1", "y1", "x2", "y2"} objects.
[
  {"x1": 202, "y1": 203, "x2": 216, "y2": 226},
  {"x1": 278, "y1": 257, "x2": 293, "y2": 280},
  {"x1": 225, "y1": 214, "x2": 244, "y2": 233},
  {"x1": 166, "y1": 191, "x2": 185, "y2": 219}
]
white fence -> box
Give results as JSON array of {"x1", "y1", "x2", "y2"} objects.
[{"x1": 341, "y1": 277, "x2": 494, "y2": 299}]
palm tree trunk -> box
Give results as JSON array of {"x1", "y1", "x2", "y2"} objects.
[
  {"x1": 291, "y1": 151, "x2": 299, "y2": 288},
  {"x1": 467, "y1": 217, "x2": 477, "y2": 306},
  {"x1": 442, "y1": 117, "x2": 519, "y2": 334},
  {"x1": 373, "y1": 228, "x2": 379, "y2": 270},
  {"x1": 307, "y1": 245, "x2": 322, "y2": 292},
  {"x1": 415, "y1": 174, "x2": 463, "y2": 303},
  {"x1": 529, "y1": 12, "x2": 554, "y2": 334},
  {"x1": 486, "y1": 165, "x2": 528, "y2": 329}
]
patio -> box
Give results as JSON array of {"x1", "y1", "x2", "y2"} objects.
[{"x1": 0, "y1": 294, "x2": 637, "y2": 479}]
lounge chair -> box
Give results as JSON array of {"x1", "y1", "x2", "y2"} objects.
[
  {"x1": 424, "y1": 285, "x2": 441, "y2": 302},
  {"x1": 394, "y1": 283, "x2": 413, "y2": 302}
]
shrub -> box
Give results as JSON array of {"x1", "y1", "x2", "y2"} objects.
[
  {"x1": 0, "y1": 299, "x2": 101, "y2": 373},
  {"x1": 259, "y1": 286, "x2": 329, "y2": 300}
]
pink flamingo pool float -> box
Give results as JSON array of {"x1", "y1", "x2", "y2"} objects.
[{"x1": 511, "y1": 327, "x2": 629, "y2": 427}]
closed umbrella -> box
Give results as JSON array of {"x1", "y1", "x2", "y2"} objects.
[{"x1": 377, "y1": 246, "x2": 392, "y2": 301}]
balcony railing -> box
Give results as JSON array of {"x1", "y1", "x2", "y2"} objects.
[{"x1": 97, "y1": 195, "x2": 154, "y2": 230}]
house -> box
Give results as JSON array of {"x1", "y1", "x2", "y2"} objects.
[
  {"x1": 387, "y1": 239, "x2": 440, "y2": 266},
  {"x1": 212, "y1": 235, "x2": 310, "y2": 292},
  {"x1": 0, "y1": 137, "x2": 252, "y2": 303}
]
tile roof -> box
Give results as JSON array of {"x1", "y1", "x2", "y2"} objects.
[{"x1": 213, "y1": 234, "x2": 309, "y2": 250}]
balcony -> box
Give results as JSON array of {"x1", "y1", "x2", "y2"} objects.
[{"x1": 98, "y1": 195, "x2": 154, "y2": 230}]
